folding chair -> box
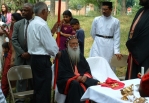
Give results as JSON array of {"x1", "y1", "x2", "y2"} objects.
[
  {"x1": 7, "y1": 65, "x2": 33, "y2": 103},
  {"x1": 110, "y1": 55, "x2": 128, "y2": 80}
]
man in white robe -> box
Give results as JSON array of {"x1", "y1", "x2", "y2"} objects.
[{"x1": 89, "y1": 2, "x2": 122, "y2": 63}]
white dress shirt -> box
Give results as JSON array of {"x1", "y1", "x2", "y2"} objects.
[{"x1": 27, "y1": 16, "x2": 59, "y2": 56}]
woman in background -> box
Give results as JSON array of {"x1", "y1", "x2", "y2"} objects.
[
  {"x1": 0, "y1": 13, "x2": 23, "y2": 97},
  {"x1": 1, "y1": 4, "x2": 11, "y2": 24},
  {"x1": 0, "y1": 4, "x2": 12, "y2": 71}
]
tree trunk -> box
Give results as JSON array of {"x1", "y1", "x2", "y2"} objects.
[
  {"x1": 50, "y1": 0, "x2": 55, "y2": 16},
  {"x1": 114, "y1": 0, "x2": 117, "y2": 15},
  {"x1": 121, "y1": 0, "x2": 126, "y2": 15},
  {"x1": 24, "y1": 0, "x2": 28, "y2": 3},
  {"x1": 1, "y1": 0, "x2": 4, "y2": 3},
  {"x1": 65, "y1": 0, "x2": 69, "y2": 10}
]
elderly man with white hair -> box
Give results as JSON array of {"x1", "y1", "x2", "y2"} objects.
[
  {"x1": 57, "y1": 35, "x2": 100, "y2": 103},
  {"x1": 27, "y1": 2, "x2": 59, "y2": 103}
]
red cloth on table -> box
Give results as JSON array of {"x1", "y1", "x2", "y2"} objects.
[{"x1": 100, "y1": 77, "x2": 125, "y2": 90}]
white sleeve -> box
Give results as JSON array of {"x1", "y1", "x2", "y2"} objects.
[
  {"x1": 39, "y1": 25, "x2": 59, "y2": 56},
  {"x1": 90, "y1": 18, "x2": 97, "y2": 39},
  {"x1": 114, "y1": 20, "x2": 120, "y2": 54}
]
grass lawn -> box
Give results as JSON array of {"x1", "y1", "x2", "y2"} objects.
[{"x1": 47, "y1": 14, "x2": 134, "y2": 77}]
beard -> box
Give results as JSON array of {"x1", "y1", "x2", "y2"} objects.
[{"x1": 67, "y1": 44, "x2": 80, "y2": 63}]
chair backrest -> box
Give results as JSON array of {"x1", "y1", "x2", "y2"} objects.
[
  {"x1": 86, "y1": 57, "x2": 119, "y2": 82},
  {"x1": 110, "y1": 55, "x2": 128, "y2": 68},
  {"x1": 7, "y1": 65, "x2": 33, "y2": 103},
  {"x1": 7, "y1": 65, "x2": 32, "y2": 81}
]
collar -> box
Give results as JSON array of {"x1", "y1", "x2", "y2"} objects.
[
  {"x1": 102, "y1": 15, "x2": 112, "y2": 19},
  {"x1": 24, "y1": 18, "x2": 34, "y2": 24},
  {"x1": 34, "y1": 16, "x2": 46, "y2": 23}
]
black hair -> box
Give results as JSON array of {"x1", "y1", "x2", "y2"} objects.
[
  {"x1": 70, "y1": 18, "x2": 80, "y2": 25},
  {"x1": 11, "y1": 13, "x2": 23, "y2": 21},
  {"x1": 63, "y1": 10, "x2": 73, "y2": 20},
  {"x1": 15, "y1": 8, "x2": 22, "y2": 13},
  {"x1": 2, "y1": 42, "x2": 9, "y2": 49},
  {"x1": 102, "y1": 2, "x2": 113, "y2": 9}
]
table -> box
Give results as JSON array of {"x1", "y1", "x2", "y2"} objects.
[{"x1": 81, "y1": 79, "x2": 149, "y2": 103}]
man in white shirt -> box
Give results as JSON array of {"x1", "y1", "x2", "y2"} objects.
[
  {"x1": 89, "y1": 2, "x2": 122, "y2": 64},
  {"x1": 27, "y1": 2, "x2": 59, "y2": 103}
]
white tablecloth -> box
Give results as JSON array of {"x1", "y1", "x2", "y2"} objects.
[{"x1": 81, "y1": 79, "x2": 149, "y2": 103}]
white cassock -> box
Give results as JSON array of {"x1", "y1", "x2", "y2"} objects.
[{"x1": 89, "y1": 15, "x2": 120, "y2": 63}]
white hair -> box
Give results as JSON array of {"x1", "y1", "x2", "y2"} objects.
[
  {"x1": 34, "y1": 2, "x2": 47, "y2": 15},
  {"x1": 67, "y1": 43, "x2": 80, "y2": 63}
]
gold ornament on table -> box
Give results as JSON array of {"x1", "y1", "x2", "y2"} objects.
[
  {"x1": 120, "y1": 84, "x2": 134, "y2": 101},
  {"x1": 120, "y1": 84, "x2": 148, "y2": 103},
  {"x1": 133, "y1": 97, "x2": 147, "y2": 103}
]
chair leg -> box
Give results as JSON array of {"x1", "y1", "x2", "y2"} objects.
[{"x1": 9, "y1": 92, "x2": 11, "y2": 103}]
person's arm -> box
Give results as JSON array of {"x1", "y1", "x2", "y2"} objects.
[
  {"x1": 10, "y1": 45, "x2": 15, "y2": 67},
  {"x1": 6, "y1": 13, "x2": 12, "y2": 24},
  {"x1": 0, "y1": 26, "x2": 10, "y2": 38},
  {"x1": 60, "y1": 32, "x2": 72, "y2": 37},
  {"x1": 90, "y1": 17, "x2": 97, "y2": 39},
  {"x1": 114, "y1": 20, "x2": 120, "y2": 54},
  {"x1": 40, "y1": 25, "x2": 59, "y2": 57},
  {"x1": 12, "y1": 22, "x2": 25, "y2": 56},
  {"x1": 51, "y1": 20, "x2": 64, "y2": 36},
  {"x1": 113, "y1": 20, "x2": 122, "y2": 60},
  {"x1": 51, "y1": 22, "x2": 59, "y2": 35},
  {"x1": 77, "y1": 30, "x2": 85, "y2": 44}
]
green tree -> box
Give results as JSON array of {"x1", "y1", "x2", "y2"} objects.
[
  {"x1": 69, "y1": 0, "x2": 84, "y2": 14},
  {"x1": 50, "y1": 0, "x2": 55, "y2": 16}
]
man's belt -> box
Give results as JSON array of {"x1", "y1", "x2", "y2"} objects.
[{"x1": 96, "y1": 34, "x2": 113, "y2": 38}]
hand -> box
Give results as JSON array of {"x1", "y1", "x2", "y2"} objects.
[
  {"x1": 56, "y1": 51, "x2": 61, "y2": 59},
  {"x1": 10, "y1": 58, "x2": 15, "y2": 67},
  {"x1": 76, "y1": 76, "x2": 82, "y2": 82},
  {"x1": 0, "y1": 26, "x2": 5, "y2": 31},
  {"x1": 21, "y1": 52, "x2": 30, "y2": 59},
  {"x1": 115, "y1": 54, "x2": 123, "y2": 60},
  {"x1": 60, "y1": 32, "x2": 64, "y2": 36},
  {"x1": 80, "y1": 75, "x2": 87, "y2": 83},
  {"x1": 97, "y1": 81, "x2": 102, "y2": 85}
]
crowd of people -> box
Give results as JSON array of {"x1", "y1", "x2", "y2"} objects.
[{"x1": 0, "y1": 0, "x2": 149, "y2": 103}]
